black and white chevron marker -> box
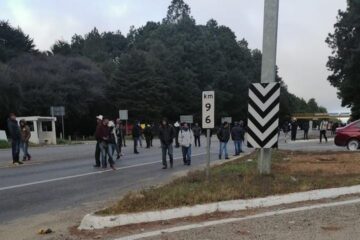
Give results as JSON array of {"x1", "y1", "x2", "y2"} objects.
[{"x1": 247, "y1": 82, "x2": 280, "y2": 148}]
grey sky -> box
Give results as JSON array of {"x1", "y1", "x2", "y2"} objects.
[{"x1": 1, "y1": 0, "x2": 348, "y2": 113}]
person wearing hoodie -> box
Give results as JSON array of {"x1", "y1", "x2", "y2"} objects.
[
  {"x1": 19, "y1": 119, "x2": 31, "y2": 161},
  {"x1": 7, "y1": 113, "x2": 23, "y2": 165},
  {"x1": 158, "y1": 118, "x2": 176, "y2": 169},
  {"x1": 178, "y1": 122, "x2": 194, "y2": 166},
  {"x1": 217, "y1": 122, "x2": 230, "y2": 160}
]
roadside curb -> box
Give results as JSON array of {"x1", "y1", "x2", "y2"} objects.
[{"x1": 78, "y1": 183, "x2": 360, "y2": 230}]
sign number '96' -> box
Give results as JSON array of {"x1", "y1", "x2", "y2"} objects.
[{"x1": 202, "y1": 91, "x2": 215, "y2": 129}]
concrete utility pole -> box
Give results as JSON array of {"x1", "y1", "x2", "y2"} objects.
[{"x1": 258, "y1": 0, "x2": 279, "y2": 174}]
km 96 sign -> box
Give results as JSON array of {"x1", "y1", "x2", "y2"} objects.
[{"x1": 202, "y1": 91, "x2": 215, "y2": 129}]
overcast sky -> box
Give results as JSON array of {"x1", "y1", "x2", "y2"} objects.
[{"x1": 0, "y1": 0, "x2": 348, "y2": 113}]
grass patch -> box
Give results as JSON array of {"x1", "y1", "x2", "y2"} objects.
[
  {"x1": 99, "y1": 150, "x2": 360, "y2": 215},
  {"x1": 0, "y1": 140, "x2": 10, "y2": 149}
]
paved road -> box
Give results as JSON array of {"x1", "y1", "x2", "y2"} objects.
[{"x1": 0, "y1": 132, "x2": 347, "y2": 239}]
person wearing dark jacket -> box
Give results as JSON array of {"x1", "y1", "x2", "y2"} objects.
[
  {"x1": 115, "y1": 119, "x2": 123, "y2": 159},
  {"x1": 174, "y1": 121, "x2": 180, "y2": 148},
  {"x1": 159, "y1": 119, "x2": 176, "y2": 169},
  {"x1": 143, "y1": 124, "x2": 153, "y2": 148},
  {"x1": 303, "y1": 121, "x2": 310, "y2": 140},
  {"x1": 192, "y1": 123, "x2": 202, "y2": 147},
  {"x1": 94, "y1": 115, "x2": 103, "y2": 168},
  {"x1": 217, "y1": 122, "x2": 230, "y2": 160},
  {"x1": 231, "y1": 121, "x2": 245, "y2": 156},
  {"x1": 7, "y1": 113, "x2": 23, "y2": 165},
  {"x1": 291, "y1": 118, "x2": 298, "y2": 141},
  {"x1": 20, "y1": 119, "x2": 31, "y2": 161},
  {"x1": 132, "y1": 122, "x2": 142, "y2": 154}
]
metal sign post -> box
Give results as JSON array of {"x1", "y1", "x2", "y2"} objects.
[
  {"x1": 258, "y1": 0, "x2": 280, "y2": 174},
  {"x1": 50, "y1": 106, "x2": 65, "y2": 139},
  {"x1": 202, "y1": 91, "x2": 215, "y2": 181}
]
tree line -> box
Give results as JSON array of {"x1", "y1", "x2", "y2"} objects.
[{"x1": 0, "y1": 0, "x2": 327, "y2": 137}]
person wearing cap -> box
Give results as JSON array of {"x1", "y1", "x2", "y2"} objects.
[
  {"x1": 159, "y1": 118, "x2": 176, "y2": 169},
  {"x1": 20, "y1": 119, "x2": 31, "y2": 161},
  {"x1": 7, "y1": 113, "x2": 23, "y2": 165},
  {"x1": 217, "y1": 122, "x2": 230, "y2": 160},
  {"x1": 94, "y1": 115, "x2": 103, "y2": 167}
]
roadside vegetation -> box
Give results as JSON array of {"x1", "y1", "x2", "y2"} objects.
[
  {"x1": 0, "y1": 140, "x2": 10, "y2": 149},
  {"x1": 99, "y1": 150, "x2": 360, "y2": 215}
]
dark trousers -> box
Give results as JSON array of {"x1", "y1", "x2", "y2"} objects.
[
  {"x1": 95, "y1": 141, "x2": 101, "y2": 166},
  {"x1": 116, "y1": 138, "x2": 122, "y2": 157},
  {"x1": 11, "y1": 139, "x2": 20, "y2": 163},
  {"x1": 320, "y1": 130, "x2": 328, "y2": 143},
  {"x1": 194, "y1": 136, "x2": 201, "y2": 147},
  {"x1": 145, "y1": 137, "x2": 151, "y2": 148},
  {"x1": 181, "y1": 146, "x2": 191, "y2": 165},
  {"x1": 133, "y1": 137, "x2": 139, "y2": 153},
  {"x1": 162, "y1": 144, "x2": 173, "y2": 167},
  {"x1": 150, "y1": 136, "x2": 153, "y2": 147},
  {"x1": 304, "y1": 129, "x2": 309, "y2": 140},
  {"x1": 291, "y1": 130, "x2": 297, "y2": 141},
  {"x1": 123, "y1": 136, "x2": 126, "y2": 147}
]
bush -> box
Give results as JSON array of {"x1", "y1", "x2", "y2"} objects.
[{"x1": 0, "y1": 140, "x2": 10, "y2": 149}]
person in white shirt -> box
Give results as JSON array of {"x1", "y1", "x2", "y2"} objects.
[
  {"x1": 178, "y1": 123, "x2": 194, "y2": 166},
  {"x1": 319, "y1": 120, "x2": 328, "y2": 143}
]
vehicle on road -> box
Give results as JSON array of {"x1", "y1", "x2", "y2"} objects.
[{"x1": 335, "y1": 120, "x2": 360, "y2": 151}]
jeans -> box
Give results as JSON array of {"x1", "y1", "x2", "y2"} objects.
[
  {"x1": 234, "y1": 140, "x2": 242, "y2": 155},
  {"x1": 11, "y1": 139, "x2": 20, "y2": 162},
  {"x1": 162, "y1": 143, "x2": 173, "y2": 167},
  {"x1": 219, "y1": 141, "x2": 228, "y2": 159},
  {"x1": 107, "y1": 143, "x2": 116, "y2": 162},
  {"x1": 99, "y1": 141, "x2": 114, "y2": 167},
  {"x1": 95, "y1": 141, "x2": 101, "y2": 166},
  {"x1": 20, "y1": 141, "x2": 30, "y2": 159},
  {"x1": 194, "y1": 136, "x2": 201, "y2": 147},
  {"x1": 182, "y1": 145, "x2": 192, "y2": 165}
]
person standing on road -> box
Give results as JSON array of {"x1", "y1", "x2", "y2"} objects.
[
  {"x1": 217, "y1": 122, "x2": 230, "y2": 160},
  {"x1": 159, "y1": 119, "x2": 176, "y2": 169},
  {"x1": 115, "y1": 119, "x2": 123, "y2": 159},
  {"x1": 282, "y1": 121, "x2": 290, "y2": 143},
  {"x1": 319, "y1": 119, "x2": 328, "y2": 143},
  {"x1": 143, "y1": 124, "x2": 153, "y2": 148},
  {"x1": 178, "y1": 123, "x2": 193, "y2": 166},
  {"x1": 121, "y1": 122, "x2": 127, "y2": 147},
  {"x1": 303, "y1": 121, "x2": 310, "y2": 140},
  {"x1": 7, "y1": 113, "x2": 23, "y2": 165},
  {"x1": 107, "y1": 121, "x2": 117, "y2": 163},
  {"x1": 150, "y1": 123, "x2": 156, "y2": 147},
  {"x1": 192, "y1": 123, "x2": 202, "y2": 147},
  {"x1": 19, "y1": 119, "x2": 31, "y2": 161},
  {"x1": 291, "y1": 118, "x2": 298, "y2": 141},
  {"x1": 132, "y1": 121, "x2": 141, "y2": 154},
  {"x1": 94, "y1": 115, "x2": 103, "y2": 168},
  {"x1": 96, "y1": 117, "x2": 115, "y2": 170},
  {"x1": 231, "y1": 121, "x2": 245, "y2": 156}
]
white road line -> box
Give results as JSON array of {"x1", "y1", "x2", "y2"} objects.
[
  {"x1": 114, "y1": 197, "x2": 360, "y2": 240},
  {"x1": 0, "y1": 152, "x2": 207, "y2": 192}
]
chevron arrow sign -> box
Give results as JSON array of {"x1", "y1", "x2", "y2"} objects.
[{"x1": 247, "y1": 82, "x2": 280, "y2": 148}]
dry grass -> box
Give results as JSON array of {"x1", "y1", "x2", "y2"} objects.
[{"x1": 98, "y1": 150, "x2": 360, "y2": 215}]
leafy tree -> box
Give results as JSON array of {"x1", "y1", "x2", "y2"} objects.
[
  {"x1": 163, "y1": 0, "x2": 193, "y2": 24},
  {"x1": 326, "y1": 0, "x2": 360, "y2": 119},
  {"x1": 0, "y1": 20, "x2": 37, "y2": 62}
]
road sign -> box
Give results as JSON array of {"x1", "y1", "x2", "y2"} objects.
[
  {"x1": 50, "y1": 106, "x2": 65, "y2": 116},
  {"x1": 247, "y1": 82, "x2": 280, "y2": 148},
  {"x1": 202, "y1": 91, "x2": 215, "y2": 129},
  {"x1": 119, "y1": 110, "x2": 128, "y2": 120},
  {"x1": 221, "y1": 117, "x2": 232, "y2": 124},
  {"x1": 180, "y1": 115, "x2": 193, "y2": 124}
]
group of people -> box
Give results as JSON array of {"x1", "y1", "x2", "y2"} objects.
[
  {"x1": 7, "y1": 113, "x2": 32, "y2": 165},
  {"x1": 93, "y1": 116, "x2": 247, "y2": 170},
  {"x1": 281, "y1": 118, "x2": 339, "y2": 143}
]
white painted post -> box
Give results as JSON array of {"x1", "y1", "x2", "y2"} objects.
[{"x1": 258, "y1": 0, "x2": 280, "y2": 174}]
